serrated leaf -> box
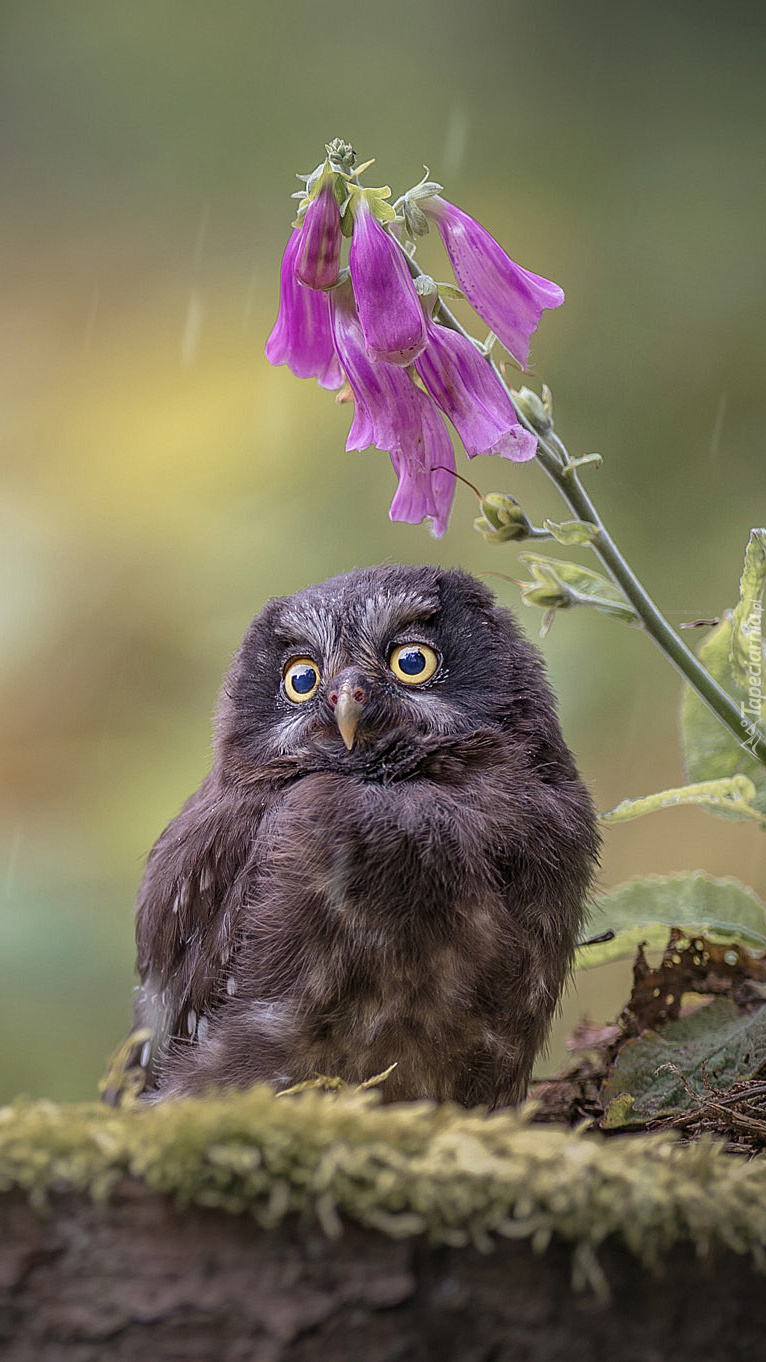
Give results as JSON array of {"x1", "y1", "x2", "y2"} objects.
[
  {"x1": 517, "y1": 554, "x2": 637, "y2": 624},
  {"x1": 681, "y1": 615, "x2": 766, "y2": 818},
  {"x1": 576, "y1": 873, "x2": 766, "y2": 969},
  {"x1": 601, "y1": 998, "x2": 766, "y2": 1120},
  {"x1": 731, "y1": 529, "x2": 766, "y2": 689},
  {"x1": 542, "y1": 519, "x2": 599, "y2": 546},
  {"x1": 600, "y1": 776, "x2": 766, "y2": 827}
]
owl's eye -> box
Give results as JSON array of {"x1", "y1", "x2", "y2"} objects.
[
  {"x1": 388, "y1": 642, "x2": 440, "y2": 685},
  {"x1": 283, "y1": 658, "x2": 321, "y2": 703}
]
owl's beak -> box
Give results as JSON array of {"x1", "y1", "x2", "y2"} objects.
[{"x1": 330, "y1": 675, "x2": 367, "y2": 750}]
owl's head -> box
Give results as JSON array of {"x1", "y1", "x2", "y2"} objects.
[{"x1": 215, "y1": 564, "x2": 573, "y2": 783}]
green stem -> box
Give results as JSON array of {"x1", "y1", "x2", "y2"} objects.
[
  {"x1": 530, "y1": 426, "x2": 766, "y2": 767},
  {"x1": 402, "y1": 254, "x2": 766, "y2": 766}
]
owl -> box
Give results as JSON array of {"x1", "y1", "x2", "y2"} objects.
[{"x1": 109, "y1": 565, "x2": 598, "y2": 1107}]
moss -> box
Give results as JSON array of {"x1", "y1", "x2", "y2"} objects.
[{"x1": 2, "y1": 1088, "x2": 766, "y2": 1282}]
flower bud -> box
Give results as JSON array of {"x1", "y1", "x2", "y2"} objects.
[
  {"x1": 475, "y1": 494, "x2": 538, "y2": 544},
  {"x1": 325, "y1": 138, "x2": 357, "y2": 175},
  {"x1": 520, "y1": 579, "x2": 571, "y2": 610},
  {"x1": 512, "y1": 386, "x2": 553, "y2": 435}
]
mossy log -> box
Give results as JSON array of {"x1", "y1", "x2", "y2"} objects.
[{"x1": 2, "y1": 1088, "x2": 766, "y2": 1360}]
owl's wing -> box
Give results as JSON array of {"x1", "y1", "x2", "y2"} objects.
[{"x1": 102, "y1": 773, "x2": 266, "y2": 1103}]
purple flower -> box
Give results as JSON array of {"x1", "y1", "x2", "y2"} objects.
[
  {"x1": 265, "y1": 229, "x2": 343, "y2": 389},
  {"x1": 294, "y1": 181, "x2": 342, "y2": 290},
  {"x1": 329, "y1": 281, "x2": 455, "y2": 535},
  {"x1": 330, "y1": 280, "x2": 424, "y2": 451},
  {"x1": 415, "y1": 320, "x2": 537, "y2": 462},
  {"x1": 389, "y1": 395, "x2": 456, "y2": 538},
  {"x1": 348, "y1": 197, "x2": 427, "y2": 366},
  {"x1": 421, "y1": 196, "x2": 564, "y2": 370}
]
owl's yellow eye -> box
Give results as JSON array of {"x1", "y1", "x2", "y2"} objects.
[
  {"x1": 283, "y1": 657, "x2": 321, "y2": 703},
  {"x1": 388, "y1": 642, "x2": 439, "y2": 685}
]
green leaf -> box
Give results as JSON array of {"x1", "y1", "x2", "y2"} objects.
[
  {"x1": 576, "y1": 872, "x2": 766, "y2": 969},
  {"x1": 681, "y1": 529, "x2": 766, "y2": 817},
  {"x1": 601, "y1": 1092, "x2": 638, "y2": 1131},
  {"x1": 348, "y1": 184, "x2": 396, "y2": 223},
  {"x1": 435, "y1": 283, "x2": 465, "y2": 301},
  {"x1": 600, "y1": 998, "x2": 766, "y2": 1122},
  {"x1": 560, "y1": 453, "x2": 603, "y2": 474},
  {"x1": 730, "y1": 529, "x2": 766, "y2": 690},
  {"x1": 542, "y1": 519, "x2": 599, "y2": 546},
  {"x1": 600, "y1": 776, "x2": 766, "y2": 827},
  {"x1": 516, "y1": 553, "x2": 637, "y2": 624},
  {"x1": 681, "y1": 615, "x2": 766, "y2": 818}
]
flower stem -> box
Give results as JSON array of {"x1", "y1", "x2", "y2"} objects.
[
  {"x1": 528, "y1": 426, "x2": 766, "y2": 767},
  {"x1": 402, "y1": 254, "x2": 766, "y2": 766}
]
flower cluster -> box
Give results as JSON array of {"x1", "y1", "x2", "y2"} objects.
[{"x1": 266, "y1": 140, "x2": 564, "y2": 536}]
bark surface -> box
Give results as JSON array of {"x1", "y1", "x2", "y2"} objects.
[{"x1": 2, "y1": 1183, "x2": 765, "y2": 1362}]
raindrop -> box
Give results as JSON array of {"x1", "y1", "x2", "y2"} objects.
[{"x1": 181, "y1": 290, "x2": 205, "y2": 366}]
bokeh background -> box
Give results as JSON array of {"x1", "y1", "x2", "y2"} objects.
[{"x1": 2, "y1": 1, "x2": 765, "y2": 1100}]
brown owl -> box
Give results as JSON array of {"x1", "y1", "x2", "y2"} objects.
[{"x1": 109, "y1": 565, "x2": 598, "y2": 1106}]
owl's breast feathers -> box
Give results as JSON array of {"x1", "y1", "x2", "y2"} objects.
[
  {"x1": 260, "y1": 723, "x2": 509, "y2": 787},
  {"x1": 124, "y1": 723, "x2": 593, "y2": 1105}
]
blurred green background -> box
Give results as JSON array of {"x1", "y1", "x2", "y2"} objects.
[{"x1": 2, "y1": 1, "x2": 765, "y2": 1101}]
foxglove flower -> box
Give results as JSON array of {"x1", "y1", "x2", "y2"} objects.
[
  {"x1": 421, "y1": 195, "x2": 564, "y2": 370},
  {"x1": 415, "y1": 320, "x2": 537, "y2": 462},
  {"x1": 348, "y1": 196, "x2": 427, "y2": 366},
  {"x1": 330, "y1": 280, "x2": 424, "y2": 451},
  {"x1": 293, "y1": 179, "x2": 342, "y2": 290},
  {"x1": 330, "y1": 281, "x2": 455, "y2": 535},
  {"x1": 266, "y1": 141, "x2": 566, "y2": 538},
  {"x1": 265, "y1": 229, "x2": 343, "y2": 389},
  {"x1": 389, "y1": 394, "x2": 456, "y2": 538}
]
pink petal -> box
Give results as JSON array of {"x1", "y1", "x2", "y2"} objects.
[
  {"x1": 424, "y1": 196, "x2": 564, "y2": 370},
  {"x1": 349, "y1": 199, "x2": 427, "y2": 366},
  {"x1": 265, "y1": 229, "x2": 343, "y2": 389},
  {"x1": 389, "y1": 393, "x2": 456, "y2": 538},
  {"x1": 415, "y1": 321, "x2": 537, "y2": 463},
  {"x1": 294, "y1": 184, "x2": 342, "y2": 290},
  {"x1": 330, "y1": 280, "x2": 424, "y2": 451}
]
